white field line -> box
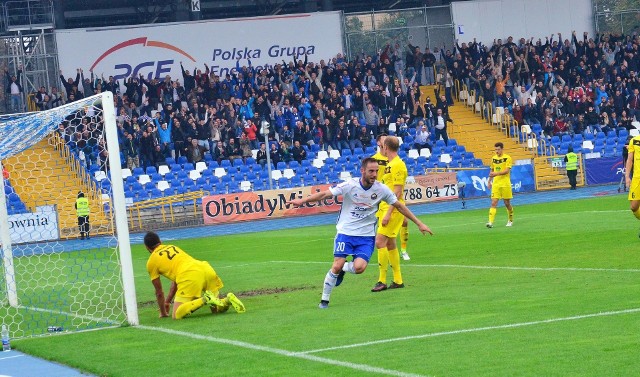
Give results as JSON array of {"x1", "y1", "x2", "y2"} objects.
[
  {"x1": 297, "y1": 307, "x2": 640, "y2": 355},
  {"x1": 0, "y1": 354, "x2": 26, "y2": 361},
  {"x1": 19, "y1": 306, "x2": 120, "y2": 325},
  {"x1": 269, "y1": 260, "x2": 640, "y2": 273},
  {"x1": 403, "y1": 264, "x2": 640, "y2": 273},
  {"x1": 137, "y1": 325, "x2": 429, "y2": 377}
]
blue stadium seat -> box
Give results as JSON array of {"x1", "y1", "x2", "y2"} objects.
[
  {"x1": 464, "y1": 152, "x2": 474, "y2": 160},
  {"x1": 531, "y1": 124, "x2": 542, "y2": 135},
  {"x1": 220, "y1": 159, "x2": 232, "y2": 169},
  {"x1": 288, "y1": 160, "x2": 300, "y2": 169},
  {"x1": 200, "y1": 184, "x2": 214, "y2": 194},
  {"x1": 208, "y1": 160, "x2": 219, "y2": 169},
  {"x1": 365, "y1": 147, "x2": 375, "y2": 155},
  {"x1": 561, "y1": 134, "x2": 572, "y2": 144},
  {"x1": 276, "y1": 162, "x2": 287, "y2": 170},
  {"x1": 253, "y1": 180, "x2": 264, "y2": 191},
  {"x1": 150, "y1": 188, "x2": 163, "y2": 199},
  {"x1": 177, "y1": 156, "x2": 188, "y2": 165},
  {"x1": 176, "y1": 170, "x2": 189, "y2": 180},
  {"x1": 232, "y1": 158, "x2": 244, "y2": 167},
  {"x1": 132, "y1": 167, "x2": 145, "y2": 176},
  {"x1": 146, "y1": 166, "x2": 157, "y2": 175},
  {"x1": 170, "y1": 164, "x2": 182, "y2": 173},
  {"x1": 302, "y1": 174, "x2": 315, "y2": 185},
  {"x1": 603, "y1": 145, "x2": 615, "y2": 157},
  {"x1": 618, "y1": 128, "x2": 629, "y2": 141},
  {"x1": 315, "y1": 172, "x2": 327, "y2": 184},
  {"x1": 290, "y1": 176, "x2": 302, "y2": 187},
  {"x1": 125, "y1": 176, "x2": 137, "y2": 186},
  {"x1": 183, "y1": 163, "x2": 195, "y2": 171}
]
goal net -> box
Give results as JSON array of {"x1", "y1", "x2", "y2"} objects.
[{"x1": 0, "y1": 92, "x2": 138, "y2": 340}]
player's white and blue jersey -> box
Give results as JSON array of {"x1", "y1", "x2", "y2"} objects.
[
  {"x1": 329, "y1": 178, "x2": 397, "y2": 261},
  {"x1": 330, "y1": 178, "x2": 397, "y2": 236}
]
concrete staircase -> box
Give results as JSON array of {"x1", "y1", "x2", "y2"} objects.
[
  {"x1": 4, "y1": 136, "x2": 111, "y2": 238},
  {"x1": 420, "y1": 84, "x2": 572, "y2": 189},
  {"x1": 420, "y1": 85, "x2": 534, "y2": 165}
]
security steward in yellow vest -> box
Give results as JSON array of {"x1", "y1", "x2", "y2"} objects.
[
  {"x1": 564, "y1": 146, "x2": 578, "y2": 190},
  {"x1": 75, "y1": 192, "x2": 90, "y2": 239}
]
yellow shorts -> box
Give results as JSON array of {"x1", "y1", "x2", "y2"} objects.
[
  {"x1": 629, "y1": 178, "x2": 640, "y2": 201},
  {"x1": 377, "y1": 210, "x2": 404, "y2": 238},
  {"x1": 174, "y1": 261, "x2": 224, "y2": 303},
  {"x1": 491, "y1": 185, "x2": 513, "y2": 200}
]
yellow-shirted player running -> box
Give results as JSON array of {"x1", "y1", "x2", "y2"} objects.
[
  {"x1": 144, "y1": 231, "x2": 245, "y2": 319},
  {"x1": 372, "y1": 134, "x2": 411, "y2": 261},
  {"x1": 372, "y1": 136, "x2": 409, "y2": 292},
  {"x1": 487, "y1": 142, "x2": 514, "y2": 228},
  {"x1": 624, "y1": 135, "x2": 640, "y2": 237}
]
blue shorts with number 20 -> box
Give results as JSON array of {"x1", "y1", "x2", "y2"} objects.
[{"x1": 333, "y1": 234, "x2": 376, "y2": 262}]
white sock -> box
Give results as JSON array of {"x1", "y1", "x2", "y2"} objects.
[
  {"x1": 321, "y1": 270, "x2": 338, "y2": 302},
  {"x1": 342, "y1": 262, "x2": 356, "y2": 274}
]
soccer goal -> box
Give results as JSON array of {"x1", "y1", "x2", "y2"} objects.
[{"x1": 0, "y1": 92, "x2": 138, "y2": 340}]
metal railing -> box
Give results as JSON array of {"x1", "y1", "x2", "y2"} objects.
[
  {"x1": 127, "y1": 191, "x2": 205, "y2": 231},
  {"x1": 3, "y1": 0, "x2": 54, "y2": 31}
]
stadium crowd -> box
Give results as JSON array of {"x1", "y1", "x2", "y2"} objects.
[{"x1": 18, "y1": 30, "x2": 640, "y2": 171}]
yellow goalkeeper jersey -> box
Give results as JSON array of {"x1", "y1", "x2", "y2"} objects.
[
  {"x1": 490, "y1": 153, "x2": 513, "y2": 187},
  {"x1": 146, "y1": 244, "x2": 198, "y2": 282}
]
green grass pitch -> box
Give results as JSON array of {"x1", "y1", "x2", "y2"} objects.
[{"x1": 11, "y1": 195, "x2": 640, "y2": 377}]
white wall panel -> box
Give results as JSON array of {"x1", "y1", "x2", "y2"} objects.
[{"x1": 452, "y1": 0, "x2": 594, "y2": 47}]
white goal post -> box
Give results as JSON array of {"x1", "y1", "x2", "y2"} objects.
[{"x1": 0, "y1": 92, "x2": 138, "y2": 339}]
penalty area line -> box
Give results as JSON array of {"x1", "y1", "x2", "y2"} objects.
[
  {"x1": 297, "y1": 307, "x2": 640, "y2": 355},
  {"x1": 137, "y1": 325, "x2": 429, "y2": 377}
]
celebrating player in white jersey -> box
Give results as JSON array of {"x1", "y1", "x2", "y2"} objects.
[{"x1": 289, "y1": 157, "x2": 433, "y2": 309}]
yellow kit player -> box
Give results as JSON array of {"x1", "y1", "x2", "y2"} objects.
[
  {"x1": 372, "y1": 136, "x2": 409, "y2": 292},
  {"x1": 624, "y1": 135, "x2": 640, "y2": 237},
  {"x1": 372, "y1": 134, "x2": 410, "y2": 261},
  {"x1": 487, "y1": 142, "x2": 514, "y2": 228},
  {"x1": 144, "y1": 231, "x2": 245, "y2": 319}
]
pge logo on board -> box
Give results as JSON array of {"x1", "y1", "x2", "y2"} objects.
[{"x1": 90, "y1": 37, "x2": 196, "y2": 81}]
